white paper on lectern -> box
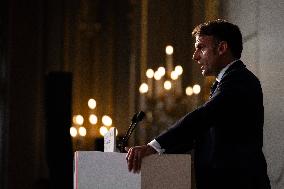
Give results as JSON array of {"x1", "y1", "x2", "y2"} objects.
[{"x1": 104, "y1": 127, "x2": 117, "y2": 152}]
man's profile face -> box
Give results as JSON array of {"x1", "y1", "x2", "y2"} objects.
[{"x1": 192, "y1": 35, "x2": 221, "y2": 76}]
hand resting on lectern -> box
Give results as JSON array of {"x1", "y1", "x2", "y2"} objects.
[{"x1": 125, "y1": 145, "x2": 157, "y2": 173}]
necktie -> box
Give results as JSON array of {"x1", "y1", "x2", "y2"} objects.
[{"x1": 210, "y1": 81, "x2": 219, "y2": 98}]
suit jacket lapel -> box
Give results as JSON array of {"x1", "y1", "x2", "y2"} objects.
[{"x1": 210, "y1": 60, "x2": 246, "y2": 99}]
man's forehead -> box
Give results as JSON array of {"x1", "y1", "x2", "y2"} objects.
[{"x1": 195, "y1": 35, "x2": 214, "y2": 44}]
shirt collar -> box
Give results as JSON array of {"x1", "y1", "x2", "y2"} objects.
[{"x1": 216, "y1": 59, "x2": 239, "y2": 82}]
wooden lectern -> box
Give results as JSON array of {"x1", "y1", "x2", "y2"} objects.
[{"x1": 74, "y1": 151, "x2": 191, "y2": 189}]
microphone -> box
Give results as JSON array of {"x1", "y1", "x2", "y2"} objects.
[
  {"x1": 117, "y1": 111, "x2": 145, "y2": 152},
  {"x1": 123, "y1": 112, "x2": 138, "y2": 142},
  {"x1": 136, "y1": 111, "x2": 146, "y2": 122}
]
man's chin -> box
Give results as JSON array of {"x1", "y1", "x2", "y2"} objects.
[
  {"x1": 201, "y1": 70, "x2": 207, "y2": 76},
  {"x1": 202, "y1": 71, "x2": 214, "y2": 77}
]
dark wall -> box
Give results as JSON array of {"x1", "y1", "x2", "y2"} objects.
[
  {"x1": 0, "y1": 0, "x2": 9, "y2": 188},
  {"x1": 0, "y1": 0, "x2": 204, "y2": 188},
  {"x1": 3, "y1": 0, "x2": 70, "y2": 189},
  {"x1": 6, "y1": 1, "x2": 47, "y2": 189},
  {"x1": 2, "y1": 0, "x2": 132, "y2": 188}
]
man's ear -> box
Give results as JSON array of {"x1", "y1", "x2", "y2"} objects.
[{"x1": 217, "y1": 41, "x2": 228, "y2": 55}]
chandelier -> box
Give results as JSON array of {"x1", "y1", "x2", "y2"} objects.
[
  {"x1": 138, "y1": 45, "x2": 202, "y2": 137},
  {"x1": 70, "y1": 98, "x2": 117, "y2": 150}
]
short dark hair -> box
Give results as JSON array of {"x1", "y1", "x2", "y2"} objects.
[{"x1": 192, "y1": 19, "x2": 243, "y2": 59}]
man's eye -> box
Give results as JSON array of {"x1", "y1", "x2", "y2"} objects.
[{"x1": 197, "y1": 45, "x2": 204, "y2": 50}]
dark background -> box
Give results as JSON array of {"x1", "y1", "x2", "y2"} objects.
[{"x1": 0, "y1": 0, "x2": 211, "y2": 188}]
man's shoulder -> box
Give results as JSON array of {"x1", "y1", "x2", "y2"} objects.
[{"x1": 223, "y1": 61, "x2": 260, "y2": 84}]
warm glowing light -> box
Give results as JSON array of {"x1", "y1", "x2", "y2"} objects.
[
  {"x1": 75, "y1": 115, "x2": 84, "y2": 125},
  {"x1": 78, "y1": 127, "x2": 87, "y2": 136},
  {"x1": 139, "y1": 83, "x2": 148, "y2": 94},
  {"x1": 99, "y1": 126, "x2": 108, "y2": 136},
  {"x1": 72, "y1": 116, "x2": 77, "y2": 124},
  {"x1": 157, "y1": 67, "x2": 166, "y2": 77},
  {"x1": 164, "y1": 80, "x2": 172, "y2": 90},
  {"x1": 165, "y1": 45, "x2": 174, "y2": 55},
  {"x1": 193, "y1": 84, "x2": 201, "y2": 94},
  {"x1": 70, "y1": 127, "x2": 77, "y2": 137},
  {"x1": 110, "y1": 127, "x2": 118, "y2": 136},
  {"x1": 88, "y1": 98, "x2": 97, "y2": 109},
  {"x1": 102, "y1": 115, "x2": 112, "y2": 126},
  {"x1": 175, "y1": 65, "x2": 183, "y2": 75},
  {"x1": 154, "y1": 71, "x2": 162, "y2": 80},
  {"x1": 186, "y1": 86, "x2": 193, "y2": 96},
  {"x1": 89, "y1": 114, "x2": 98, "y2": 125},
  {"x1": 170, "y1": 71, "x2": 178, "y2": 80},
  {"x1": 146, "y1": 69, "x2": 154, "y2": 78}
]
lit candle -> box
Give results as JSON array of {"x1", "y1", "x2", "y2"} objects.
[
  {"x1": 192, "y1": 84, "x2": 201, "y2": 107},
  {"x1": 164, "y1": 80, "x2": 174, "y2": 109},
  {"x1": 146, "y1": 69, "x2": 154, "y2": 98},
  {"x1": 170, "y1": 70, "x2": 178, "y2": 95},
  {"x1": 139, "y1": 94, "x2": 146, "y2": 110},
  {"x1": 176, "y1": 75, "x2": 182, "y2": 96},
  {"x1": 165, "y1": 45, "x2": 174, "y2": 77},
  {"x1": 175, "y1": 65, "x2": 183, "y2": 96},
  {"x1": 147, "y1": 78, "x2": 153, "y2": 98},
  {"x1": 139, "y1": 83, "x2": 148, "y2": 110},
  {"x1": 154, "y1": 70, "x2": 164, "y2": 98}
]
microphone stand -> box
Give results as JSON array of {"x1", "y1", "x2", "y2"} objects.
[{"x1": 117, "y1": 111, "x2": 145, "y2": 152}]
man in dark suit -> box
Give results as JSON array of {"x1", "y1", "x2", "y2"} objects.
[{"x1": 126, "y1": 19, "x2": 271, "y2": 189}]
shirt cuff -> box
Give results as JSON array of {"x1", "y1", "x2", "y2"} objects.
[{"x1": 148, "y1": 139, "x2": 165, "y2": 154}]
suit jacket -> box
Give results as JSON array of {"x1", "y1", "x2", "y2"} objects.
[{"x1": 155, "y1": 61, "x2": 270, "y2": 189}]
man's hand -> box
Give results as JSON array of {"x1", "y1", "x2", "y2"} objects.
[{"x1": 125, "y1": 145, "x2": 157, "y2": 173}]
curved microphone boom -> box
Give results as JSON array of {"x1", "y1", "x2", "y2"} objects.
[
  {"x1": 117, "y1": 111, "x2": 145, "y2": 152},
  {"x1": 122, "y1": 112, "x2": 138, "y2": 143}
]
